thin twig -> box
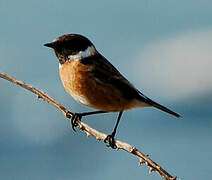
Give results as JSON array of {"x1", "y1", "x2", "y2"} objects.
[{"x1": 0, "y1": 72, "x2": 177, "y2": 180}]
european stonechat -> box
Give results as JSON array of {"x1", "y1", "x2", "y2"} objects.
[{"x1": 44, "y1": 34, "x2": 180, "y2": 148}]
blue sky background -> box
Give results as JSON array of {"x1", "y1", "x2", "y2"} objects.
[{"x1": 0, "y1": 0, "x2": 212, "y2": 179}]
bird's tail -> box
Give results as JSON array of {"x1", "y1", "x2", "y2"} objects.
[
  {"x1": 149, "y1": 100, "x2": 181, "y2": 118},
  {"x1": 137, "y1": 91, "x2": 181, "y2": 118}
]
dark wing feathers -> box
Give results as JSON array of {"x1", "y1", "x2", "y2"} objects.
[{"x1": 81, "y1": 54, "x2": 147, "y2": 101}]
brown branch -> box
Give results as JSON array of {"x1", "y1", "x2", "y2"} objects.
[{"x1": 0, "y1": 72, "x2": 177, "y2": 180}]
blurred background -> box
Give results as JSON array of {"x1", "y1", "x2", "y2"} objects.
[{"x1": 0, "y1": 0, "x2": 211, "y2": 179}]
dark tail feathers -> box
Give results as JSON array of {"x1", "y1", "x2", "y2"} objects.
[{"x1": 149, "y1": 100, "x2": 181, "y2": 118}]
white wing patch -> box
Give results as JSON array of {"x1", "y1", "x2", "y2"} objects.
[{"x1": 68, "y1": 46, "x2": 96, "y2": 60}]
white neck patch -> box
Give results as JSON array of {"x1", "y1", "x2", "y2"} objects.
[{"x1": 68, "y1": 46, "x2": 96, "y2": 60}]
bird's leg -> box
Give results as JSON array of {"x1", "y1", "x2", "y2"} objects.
[
  {"x1": 66, "y1": 111, "x2": 107, "y2": 131},
  {"x1": 104, "y1": 111, "x2": 123, "y2": 149}
]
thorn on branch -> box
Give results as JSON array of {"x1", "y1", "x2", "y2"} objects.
[
  {"x1": 138, "y1": 158, "x2": 145, "y2": 166},
  {"x1": 85, "y1": 131, "x2": 91, "y2": 137},
  {"x1": 78, "y1": 123, "x2": 83, "y2": 130},
  {"x1": 130, "y1": 146, "x2": 137, "y2": 153},
  {"x1": 95, "y1": 136, "x2": 102, "y2": 141},
  {"x1": 149, "y1": 167, "x2": 155, "y2": 174}
]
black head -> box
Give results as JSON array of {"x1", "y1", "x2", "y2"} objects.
[{"x1": 44, "y1": 34, "x2": 95, "y2": 64}]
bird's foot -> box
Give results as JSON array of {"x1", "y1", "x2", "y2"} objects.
[
  {"x1": 66, "y1": 111, "x2": 82, "y2": 131},
  {"x1": 104, "y1": 132, "x2": 117, "y2": 149}
]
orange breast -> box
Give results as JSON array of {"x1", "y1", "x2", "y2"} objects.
[{"x1": 59, "y1": 60, "x2": 136, "y2": 112}]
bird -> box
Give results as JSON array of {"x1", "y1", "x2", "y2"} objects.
[{"x1": 44, "y1": 34, "x2": 180, "y2": 148}]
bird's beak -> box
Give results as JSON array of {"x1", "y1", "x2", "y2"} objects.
[{"x1": 43, "y1": 42, "x2": 55, "y2": 48}]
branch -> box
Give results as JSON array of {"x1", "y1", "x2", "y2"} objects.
[{"x1": 0, "y1": 72, "x2": 177, "y2": 180}]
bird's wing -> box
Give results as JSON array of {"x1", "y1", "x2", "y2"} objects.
[{"x1": 80, "y1": 54, "x2": 149, "y2": 102}]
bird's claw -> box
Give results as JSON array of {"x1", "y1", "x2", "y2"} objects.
[
  {"x1": 66, "y1": 112, "x2": 82, "y2": 132},
  {"x1": 71, "y1": 113, "x2": 83, "y2": 131},
  {"x1": 104, "y1": 133, "x2": 117, "y2": 149}
]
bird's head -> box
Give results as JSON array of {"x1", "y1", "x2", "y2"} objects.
[{"x1": 44, "y1": 34, "x2": 97, "y2": 65}]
